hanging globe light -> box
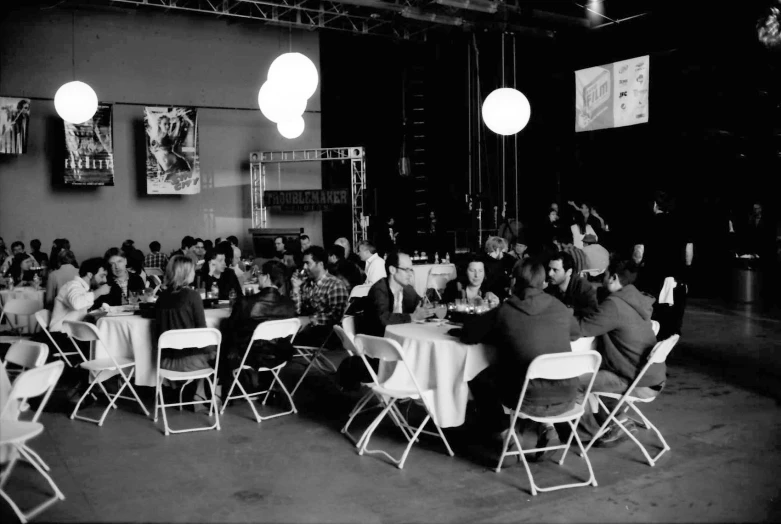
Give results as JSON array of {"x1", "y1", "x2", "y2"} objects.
[
  {"x1": 267, "y1": 52, "x2": 319, "y2": 100},
  {"x1": 54, "y1": 80, "x2": 98, "y2": 124},
  {"x1": 481, "y1": 88, "x2": 531, "y2": 135},
  {"x1": 277, "y1": 116, "x2": 305, "y2": 139},
  {"x1": 258, "y1": 80, "x2": 307, "y2": 124}
]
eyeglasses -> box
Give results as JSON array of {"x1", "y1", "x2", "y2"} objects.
[{"x1": 396, "y1": 267, "x2": 414, "y2": 273}]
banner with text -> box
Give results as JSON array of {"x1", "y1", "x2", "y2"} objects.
[
  {"x1": 575, "y1": 55, "x2": 649, "y2": 132},
  {"x1": 263, "y1": 190, "x2": 349, "y2": 212},
  {"x1": 64, "y1": 103, "x2": 114, "y2": 186}
]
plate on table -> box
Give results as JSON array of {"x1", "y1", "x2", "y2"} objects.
[{"x1": 106, "y1": 311, "x2": 136, "y2": 317}]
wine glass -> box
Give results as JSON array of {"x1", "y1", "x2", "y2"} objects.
[
  {"x1": 434, "y1": 304, "x2": 447, "y2": 325},
  {"x1": 128, "y1": 291, "x2": 139, "y2": 306}
]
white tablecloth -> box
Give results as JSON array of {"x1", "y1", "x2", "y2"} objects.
[
  {"x1": 411, "y1": 264, "x2": 457, "y2": 297},
  {"x1": 381, "y1": 322, "x2": 495, "y2": 428},
  {"x1": 95, "y1": 309, "x2": 230, "y2": 387},
  {"x1": 0, "y1": 287, "x2": 45, "y2": 333}
]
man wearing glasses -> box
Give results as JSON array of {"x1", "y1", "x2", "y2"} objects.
[{"x1": 360, "y1": 249, "x2": 434, "y2": 337}]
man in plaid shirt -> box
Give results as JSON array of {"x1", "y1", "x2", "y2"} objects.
[
  {"x1": 144, "y1": 241, "x2": 169, "y2": 270},
  {"x1": 292, "y1": 246, "x2": 349, "y2": 347}
]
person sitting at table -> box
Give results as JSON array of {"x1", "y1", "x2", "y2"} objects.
[
  {"x1": 157, "y1": 255, "x2": 217, "y2": 408},
  {"x1": 46, "y1": 250, "x2": 79, "y2": 308},
  {"x1": 545, "y1": 251, "x2": 598, "y2": 319},
  {"x1": 582, "y1": 233, "x2": 610, "y2": 275},
  {"x1": 0, "y1": 241, "x2": 35, "y2": 277},
  {"x1": 29, "y1": 239, "x2": 49, "y2": 267},
  {"x1": 482, "y1": 236, "x2": 512, "y2": 299},
  {"x1": 576, "y1": 258, "x2": 661, "y2": 448},
  {"x1": 47, "y1": 238, "x2": 68, "y2": 271},
  {"x1": 200, "y1": 241, "x2": 243, "y2": 300},
  {"x1": 291, "y1": 246, "x2": 349, "y2": 348},
  {"x1": 440, "y1": 255, "x2": 500, "y2": 304},
  {"x1": 219, "y1": 260, "x2": 296, "y2": 392},
  {"x1": 96, "y1": 248, "x2": 146, "y2": 308},
  {"x1": 461, "y1": 258, "x2": 581, "y2": 460},
  {"x1": 553, "y1": 229, "x2": 588, "y2": 276},
  {"x1": 358, "y1": 240, "x2": 386, "y2": 286},
  {"x1": 49, "y1": 258, "x2": 111, "y2": 333},
  {"x1": 170, "y1": 235, "x2": 198, "y2": 267},
  {"x1": 335, "y1": 237, "x2": 363, "y2": 270},
  {"x1": 327, "y1": 244, "x2": 363, "y2": 291},
  {"x1": 125, "y1": 248, "x2": 148, "y2": 288},
  {"x1": 144, "y1": 241, "x2": 169, "y2": 271},
  {"x1": 6, "y1": 253, "x2": 36, "y2": 286}
]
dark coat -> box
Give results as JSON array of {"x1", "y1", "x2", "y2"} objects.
[
  {"x1": 545, "y1": 273, "x2": 598, "y2": 319},
  {"x1": 579, "y1": 284, "x2": 663, "y2": 387},
  {"x1": 97, "y1": 272, "x2": 146, "y2": 307},
  {"x1": 360, "y1": 278, "x2": 420, "y2": 337},
  {"x1": 200, "y1": 268, "x2": 243, "y2": 300},
  {"x1": 461, "y1": 288, "x2": 581, "y2": 407}
]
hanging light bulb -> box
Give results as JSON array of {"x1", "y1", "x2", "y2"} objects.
[
  {"x1": 267, "y1": 52, "x2": 319, "y2": 100},
  {"x1": 258, "y1": 80, "x2": 307, "y2": 124},
  {"x1": 482, "y1": 88, "x2": 531, "y2": 135},
  {"x1": 277, "y1": 115, "x2": 305, "y2": 139},
  {"x1": 54, "y1": 80, "x2": 98, "y2": 124}
]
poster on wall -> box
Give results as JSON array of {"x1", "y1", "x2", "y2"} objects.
[
  {"x1": 0, "y1": 97, "x2": 31, "y2": 154},
  {"x1": 63, "y1": 103, "x2": 114, "y2": 186},
  {"x1": 575, "y1": 55, "x2": 649, "y2": 132},
  {"x1": 144, "y1": 106, "x2": 200, "y2": 195}
]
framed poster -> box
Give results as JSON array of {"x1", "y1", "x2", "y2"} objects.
[
  {"x1": 0, "y1": 97, "x2": 30, "y2": 154},
  {"x1": 63, "y1": 103, "x2": 114, "y2": 186},
  {"x1": 144, "y1": 106, "x2": 200, "y2": 194}
]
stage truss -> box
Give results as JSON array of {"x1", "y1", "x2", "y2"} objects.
[{"x1": 249, "y1": 147, "x2": 367, "y2": 250}]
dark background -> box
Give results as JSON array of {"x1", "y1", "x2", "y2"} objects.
[{"x1": 320, "y1": 1, "x2": 780, "y2": 298}]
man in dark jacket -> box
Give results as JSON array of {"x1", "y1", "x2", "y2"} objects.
[
  {"x1": 545, "y1": 251, "x2": 598, "y2": 319},
  {"x1": 463, "y1": 258, "x2": 581, "y2": 461},
  {"x1": 338, "y1": 249, "x2": 433, "y2": 390},
  {"x1": 577, "y1": 258, "x2": 662, "y2": 447},
  {"x1": 220, "y1": 260, "x2": 296, "y2": 391}
]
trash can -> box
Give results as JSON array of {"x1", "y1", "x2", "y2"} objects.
[{"x1": 730, "y1": 266, "x2": 763, "y2": 304}]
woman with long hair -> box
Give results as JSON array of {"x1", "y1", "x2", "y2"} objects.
[{"x1": 441, "y1": 255, "x2": 500, "y2": 304}]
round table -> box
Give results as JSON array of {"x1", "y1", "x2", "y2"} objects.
[
  {"x1": 95, "y1": 309, "x2": 230, "y2": 387},
  {"x1": 411, "y1": 264, "x2": 457, "y2": 297},
  {"x1": 0, "y1": 287, "x2": 45, "y2": 333},
  {"x1": 382, "y1": 322, "x2": 495, "y2": 428}
]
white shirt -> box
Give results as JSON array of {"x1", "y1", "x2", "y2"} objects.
[
  {"x1": 392, "y1": 288, "x2": 403, "y2": 314},
  {"x1": 571, "y1": 224, "x2": 597, "y2": 249},
  {"x1": 45, "y1": 263, "x2": 79, "y2": 308},
  {"x1": 50, "y1": 276, "x2": 97, "y2": 332},
  {"x1": 364, "y1": 253, "x2": 387, "y2": 286}
]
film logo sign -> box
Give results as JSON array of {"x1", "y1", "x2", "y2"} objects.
[{"x1": 263, "y1": 190, "x2": 349, "y2": 211}]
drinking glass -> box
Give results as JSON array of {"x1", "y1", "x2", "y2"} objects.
[
  {"x1": 435, "y1": 304, "x2": 447, "y2": 322},
  {"x1": 128, "y1": 291, "x2": 139, "y2": 305}
]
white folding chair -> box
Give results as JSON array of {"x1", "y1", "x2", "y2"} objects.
[
  {"x1": 3, "y1": 341, "x2": 49, "y2": 379},
  {"x1": 34, "y1": 310, "x2": 86, "y2": 368},
  {"x1": 651, "y1": 320, "x2": 660, "y2": 336},
  {"x1": 0, "y1": 298, "x2": 40, "y2": 340},
  {"x1": 338, "y1": 326, "x2": 415, "y2": 447},
  {"x1": 291, "y1": 319, "x2": 341, "y2": 397},
  {"x1": 145, "y1": 267, "x2": 164, "y2": 278},
  {"x1": 0, "y1": 361, "x2": 66, "y2": 523},
  {"x1": 349, "y1": 284, "x2": 372, "y2": 300},
  {"x1": 220, "y1": 318, "x2": 300, "y2": 423},
  {"x1": 63, "y1": 320, "x2": 150, "y2": 426},
  {"x1": 584, "y1": 335, "x2": 680, "y2": 466},
  {"x1": 147, "y1": 274, "x2": 162, "y2": 288},
  {"x1": 154, "y1": 328, "x2": 222, "y2": 435},
  {"x1": 352, "y1": 334, "x2": 454, "y2": 469},
  {"x1": 496, "y1": 350, "x2": 602, "y2": 496}
]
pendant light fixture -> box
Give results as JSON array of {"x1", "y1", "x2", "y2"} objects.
[
  {"x1": 54, "y1": 12, "x2": 98, "y2": 124},
  {"x1": 481, "y1": 33, "x2": 531, "y2": 135}
]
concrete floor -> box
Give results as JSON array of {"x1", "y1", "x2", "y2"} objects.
[{"x1": 3, "y1": 298, "x2": 781, "y2": 523}]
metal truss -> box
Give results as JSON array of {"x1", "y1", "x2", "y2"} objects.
[
  {"x1": 109, "y1": 0, "x2": 431, "y2": 39},
  {"x1": 249, "y1": 147, "x2": 367, "y2": 249}
]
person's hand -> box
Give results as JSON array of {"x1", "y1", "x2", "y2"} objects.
[
  {"x1": 208, "y1": 259, "x2": 218, "y2": 277},
  {"x1": 591, "y1": 209, "x2": 601, "y2": 219},
  {"x1": 568, "y1": 200, "x2": 576, "y2": 207},
  {"x1": 94, "y1": 284, "x2": 111, "y2": 297},
  {"x1": 291, "y1": 272, "x2": 302, "y2": 289},
  {"x1": 411, "y1": 305, "x2": 434, "y2": 321},
  {"x1": 484, "y1": 291, "x2": 499, "y2": 303}
]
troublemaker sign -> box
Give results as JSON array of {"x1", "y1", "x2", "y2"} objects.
[{"x1": 263, "y1": 189, "x2": 349, "y2": 211}]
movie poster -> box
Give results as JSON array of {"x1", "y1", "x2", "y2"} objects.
[
  {"x1": 575, "y1": 55, "x2": 649, "y2": 132},
  {"x1": 64, "y1": 103, "x2": 114, "y2": 186},
  {"x1": 144, "y1": 106, "x2": 200, "y2": 195},
  {"x1": 0, "y1": 97, "x2": 31, "y2": 154}
]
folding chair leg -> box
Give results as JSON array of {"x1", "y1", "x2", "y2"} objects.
[
  {"x1": 219, "y1": 369, "x2": 242, "y2": 415},
  {"x1": 341, "y1": 390, "x2": 374, "y2": 444},
  {"x1": 628, "y1": 403, "x2": 670, "y2": 465},
  {"x1": 70, "y1": 371, "x2": 103, "y2": 423},
  {"x1": 0, "y1": 444, "x2": 65, "y2": 523},
  {"x1": 291, "y1": 349, "x2": 336, "y2": 396},
  {"x1": 21, "y1": 444, "x2": 51, "y2": 472},
  {"x1": 260, "y1": 369, "x2": 297, "y2": 417}
]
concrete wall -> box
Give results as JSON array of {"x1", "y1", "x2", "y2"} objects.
[{"x1": 0, "y1": 6, "x2": 322, "y2": 258}]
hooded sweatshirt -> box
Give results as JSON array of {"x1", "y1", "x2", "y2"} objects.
[
  {"x1": 461, "y1": 288, "x2": 580, "y2": 407},
  {"x1": 579, "y1": 284, "x2": 663, "y2": 387}
]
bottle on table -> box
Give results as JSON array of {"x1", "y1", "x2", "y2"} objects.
[
  {"x1": 210, "y1": 283, "x2": 219, "y2": 300},
  {"x1": 228, "y1": 289, "x2": 237, "y2": 306},
  {"x1": 445, "y1": 252, "x2": 451, "y2": 263},
  {"x1": 434, "y1": 252, "x2": 440, "y2": 264},
  {"x1": 32, "y1": 274, "x2": 41, "y2": 291}
]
